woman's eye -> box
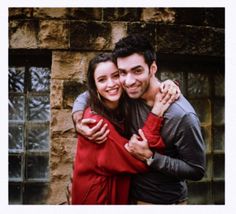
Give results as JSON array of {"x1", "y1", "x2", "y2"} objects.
[{"x1": 98, "y1": 78, "x2": 105, "y2": 82}]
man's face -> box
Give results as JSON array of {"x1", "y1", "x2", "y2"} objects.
[{"x1": 117, "y1": 53, "x2": 153, "y2": 99}]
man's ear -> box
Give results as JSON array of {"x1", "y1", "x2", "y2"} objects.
[{"x1": 150, "y1": 61, "x2": 158, "y2": 76}]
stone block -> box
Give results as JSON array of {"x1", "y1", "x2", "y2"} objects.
[
  {"x1": 50, "y1": 79, "x2": 63, "y2": 109},
  {"x1": 9, "y1": 8, "x2": 33, "y2": 18},
  {"x1": 50, "y1": 137, "x2": 77, "y2": 165},
  {"x1": 51, "y1": 51, "x2": 96, "y2": 80},
  {"x1": 104, "y1": 8, "x2": 141, "y2": 21},
  {"x1": 68, "y1": 8, "x2": 102, "y2": 20},
  {"x1": 174, "y1": 8, "x2": 205, "y2": 26},
  {"x1": 110, "y1": 23, "x2": 127, "y2": 49},
  {"x1": 50, "y1": 109, "x2": 74, "y2": 134},
  {"x1": 141, "y1": 8, "x2": 175, "y2": 23},
  {"x1": 63, "y1": 81, "x2": 87, "y2": 109},
  {"x1": 204, "y1": 8, "x2": 225, "y2": 28},
  {"x1": 9, "y1": 20, "x2": 38, "y2": 49},
  {"x1": 155, "y1": 24, "x2": 224, "y2": 56},
  {"x1": 33, "y1": 8, "x2": 68, "y2": 19},
  {"x1": 39, "y1": 20, "x2": 69, "y2": 49},
  {"x1": 127, "y1": 23, "x2": 156, "y2": 45},
  {"x1": 70, "y1": 21, "x2": 112, "y2": 50}
]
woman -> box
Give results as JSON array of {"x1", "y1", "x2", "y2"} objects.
[{"x1": 72, "y1": 53, "x2": 175, "y2": 204}]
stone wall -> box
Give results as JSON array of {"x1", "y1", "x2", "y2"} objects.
[{"x1": 8, "y1": 8, "x2": 224, "y2": 204}]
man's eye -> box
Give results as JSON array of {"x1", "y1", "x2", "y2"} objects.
[
  {"x1": 113, "y1": 73, "x2": 119, "y2": 79},
  {"x1": 134, "y1": 69, "x2": 142, "y2": 74}
]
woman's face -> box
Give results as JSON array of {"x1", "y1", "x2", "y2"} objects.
[{"x1": 94, "y1": 61, "x2": 122, "y2": 109}]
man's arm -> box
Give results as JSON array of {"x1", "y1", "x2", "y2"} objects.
[
  {"x1": 126, "y1": 113, "x2": 206, "y2": 181},
  {"x1": 72, "y1": 91, "x2": 109, "y2": 143},
  {"x1": 150, "y1": 113, "x2": 205, "y2": 181}
]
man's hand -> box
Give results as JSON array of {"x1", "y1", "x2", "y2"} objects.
[
  {"x1": 160, "y1": 79, "x2": 181, "y2": 103},
  {"x1": 125, "y1": 129, "x2": 153, "y2": 161},
  {"x1": 72, "y1": 111, "x2": 110, "y2": 144}
]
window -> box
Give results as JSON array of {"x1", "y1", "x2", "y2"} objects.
[
  {"x1": 158, "y1": 55, "x2": 225, "y2": 204},
  {"x1": 8, "y1": 52, "x2": 51, "y2": 204}
]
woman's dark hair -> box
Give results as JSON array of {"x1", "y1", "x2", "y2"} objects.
[
  {"x1": 87, "y1": 53, "x2": 131, "y2": 137},
  {"x1": 113, "y1": 34, "x2": 156, "y2": 68}
]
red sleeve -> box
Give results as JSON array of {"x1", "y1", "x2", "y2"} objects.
[
  {"x1": 141, "y1": 113, "x2": 166, "y2": 151},
  {"x1": 83, "y1": 108, "x2": 148, "y2": 176}
]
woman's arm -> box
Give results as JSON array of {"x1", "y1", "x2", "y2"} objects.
[{"x1": 83, "y1": 108, "x2": 148, "y2": 176}]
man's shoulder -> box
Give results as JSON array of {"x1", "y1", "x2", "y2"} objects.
[{"x1": 166, "y1": 95, "x2": 197, "y2": 120}]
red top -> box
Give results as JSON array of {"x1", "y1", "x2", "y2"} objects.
[{"x1": 72, "y1": 107, "x2": 165, "y2": 204}]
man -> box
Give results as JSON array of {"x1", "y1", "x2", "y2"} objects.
[{"x1": 72, "y1": 34, "x2": 205, "y2": 204}]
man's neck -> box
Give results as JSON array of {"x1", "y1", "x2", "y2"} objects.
[{"x1": 141, "y1": 77, "x2": 161, "y2": 107}]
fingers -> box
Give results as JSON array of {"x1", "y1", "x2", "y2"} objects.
[
  {"x1": 124, "y1": 143, "x2": 132, "y2": 152},
  {"x1": 81, "y1": 118, "x2": 98, "y2": 125},
  {"x1": 159, "y1": 80, "x2": 181, "y2": 103},
  {"x1": 87, "y1": 119, "x2": 104, "y2": 137},
  {"x1": 138, "y1": 129, "x2": 147, "y2": 142},
  {"x1": 93, "y1": 129, "x2": 110, "y2": 144},
  {"x1": 90, "y1": 123, "x2": 108, "y2": 139}
]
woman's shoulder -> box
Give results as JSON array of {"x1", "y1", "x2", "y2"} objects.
[
  {"x1": 83, "y1": 107, "x2": 107, "y2": 122},
  {"x1": 83, "y1": 107, "x2": 115, "y2": 128}
]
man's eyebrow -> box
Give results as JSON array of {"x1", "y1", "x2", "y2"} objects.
[{"x1": 118, "y1": 65, "x2": 142, "y2": 71}]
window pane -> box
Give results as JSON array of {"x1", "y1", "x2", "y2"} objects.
[
  {"x1": 28, "y1": 96, "x2": 50, "y2": 121},
  {"x1": 213, "y1": 126, "x2": 224, "y2": 151},
  {"x1": 213, "y1": 181, "x2": 225, "y2": 204},
  {"x1": 9, "y1": 183, "x2": 22, "y2": 204},
  {"x1": 30, "y1": 67, "x2": 51, "y2": 92},
  {"x1": 26, "y1": 155, "x2": 49, "y2": 179},
  {"x1": 159, "y1": 71, "x2": 185, "y2": 95},
  {"x1": 24, "y1": 183, "x2": 49, "y2": 204},
  {"x1": 9, "y1": 124, "x2": 24, "y2": 151},
  {"x1": 28, "y1": 125, "x2": 49, "y2": 150},
  {"x1": 213, "y1": 99, "x2": 225, "y2": 126},
  {"x1": 188, "y1": 182, "x2": 211, "y2": 204},
  {"x1": 9, "y1": 155, "x2": 23, "y2": 180},
  {"x1": 214, "y1": 71, "x2": 224, "y2": 97},
  {"x1": 213, "y1": 154, "x2": 224, "y2": 179},
  {"x1": 9, "y1": 67, "x2": 25, "y2": 92},
  {"x1": 187, "y1": 72, "x2": 210, "y2": 98},
  {"x1": 9, "y1": 95, "x2": 25, "y2": 121}
]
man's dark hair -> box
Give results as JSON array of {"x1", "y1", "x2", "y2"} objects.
[{"x1": 113, "y1": 34, "x2": 156, "y2": 68}]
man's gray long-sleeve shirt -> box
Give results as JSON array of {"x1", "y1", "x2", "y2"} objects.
[{"x1": 72, "y1": 91, "x2": 206, "y2": 204}]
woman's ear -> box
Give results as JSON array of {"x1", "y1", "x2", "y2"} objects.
[{"x1": 150, "y1": 61, "x2": 158, "y2": 76}]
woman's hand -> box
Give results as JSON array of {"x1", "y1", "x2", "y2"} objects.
[
  {"x1": 124, "y1": 129, "x2": 153, "y2": 161},
  {"x1": 160, "y1": 79, "x2": 181, "y2": 102},
  {"x1": 151, "y1": 92, "x2": 172, "y2": 117}
]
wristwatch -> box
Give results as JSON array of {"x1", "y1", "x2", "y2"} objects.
[{"x1": 146, "y1": 156, "x2": 154, "y2": 166}]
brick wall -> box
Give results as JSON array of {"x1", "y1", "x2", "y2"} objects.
[{"x1": 8, "y1": 8, "x2": 224, "y2": 204}]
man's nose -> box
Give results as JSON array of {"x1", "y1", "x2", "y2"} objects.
[{"x1": 125, "y1": 73, "x2": 136, "y2": 86}]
